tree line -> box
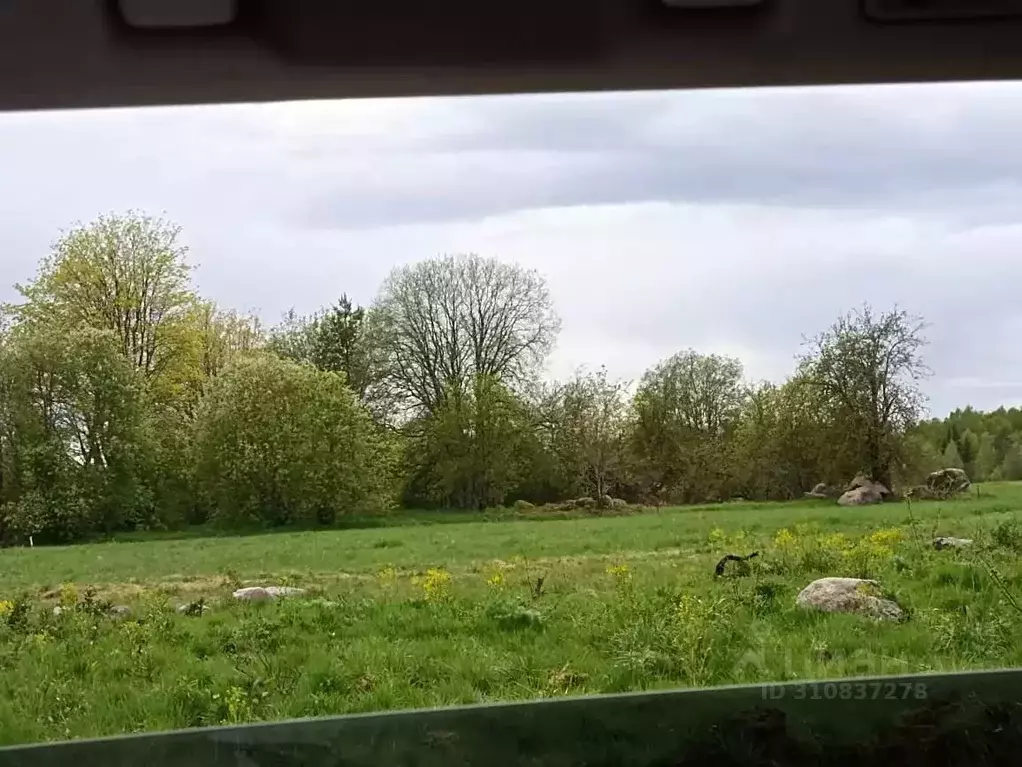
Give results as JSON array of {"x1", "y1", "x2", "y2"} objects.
[{"x1": 0, "y1": 212, "x2": 1015, "y2": 544}]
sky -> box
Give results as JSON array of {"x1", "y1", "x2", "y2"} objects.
[{"x1": 2, "y1": 81, "x2": 1021, "y2": 417}]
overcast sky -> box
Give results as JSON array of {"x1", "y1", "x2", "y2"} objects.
[{"x1": 2, "y1": 81, "x2": 1021, "y2": 416}]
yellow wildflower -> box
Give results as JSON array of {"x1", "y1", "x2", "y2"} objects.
[
  {"x1": 417, "y1": 568, "x2": 452, "y2": 602},
  {"x1": 606, "y1": 563, "x2": 631, "y2": 581},
  {"x1": 773, "y1": 528, "x2": 797, "y2": 550},
  {"x1": 486, "y1": 571, "x2": 506, "y2": 589}
]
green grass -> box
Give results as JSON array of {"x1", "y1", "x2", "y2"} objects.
[{"x1": 2, "y1": 483, "x2": 1022, "y2": 747}]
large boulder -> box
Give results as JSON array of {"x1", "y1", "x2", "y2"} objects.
[
  {"x1": 845, "y1": 474, "x2": 891, "y2": 496},
  {"x1": 837, "y1": 475, "x2": 890, "y2": 506},
  {"x1": 925, "y1": 468, "x2": 971, "y2": 498},
  {"x1": 837, "y1": 483, "x2": 884, "y2": 506},
  {"x1": 796, "y1": 577, "x2": 904, "y2": 622}
]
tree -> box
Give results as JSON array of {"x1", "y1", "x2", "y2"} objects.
[
  {"x1": 941, "y1": 439, "x2": 965, "y2": 470},
  {"x1": 267, "y1": 308, "x2": 317, "y2": 367},
  {"x1": 12, "y1": 212, "x2": 199, "y2": 386},
  {"x1": 409, "y1": 375, "x2": 530, "y2": 509},
  {"x1": 956, "y1": 428, "x2": 980, "y2": 477},
  {"x1": 268, "y1": 295, "x2": 377, "y2": 405},
  {"x1": 798, "y1": 304, "x2": 930, "y2": 490},
  {"x1": 547, "y1": 367, "x2": 629, "y2": 503},
  {"x1": 369, "y1": 254, "x2": 560, "y2": 417},
  {"x1": 192, "y1": 354, "x2": 399, "y2": 526},
  {"x1": 973, "y1": 432, "x2": 999, "y2": 481},
  {"x1": 0, "y1": 323, "x2": 144, "y2": 541},
  {"x1": 999, "y1": 438, "x2": 1022, "y2": 481},
  {"x1": 631, "y1": 350, "x2": 747, "y2": 502},
  {"x1": 729, "y1": 374, "x2": 859, "y2": 501},
  {"x1": 196, "y1": 301, "x2": 263, "y2": 380}
]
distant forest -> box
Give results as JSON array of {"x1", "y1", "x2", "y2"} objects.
[{"x1": 0, "y1": 212, "x2": 1018, "y2": 544}]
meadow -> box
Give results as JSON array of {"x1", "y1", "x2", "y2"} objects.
[{"x1": 2, "y1": 484, "x2": 1022, "y2": 747}]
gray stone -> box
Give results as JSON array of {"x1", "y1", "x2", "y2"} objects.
[
  {"x1": 837, "y1": 484, "x2": 884, "y2": 507},
  {"x1": 796, "y1": 577, "x2": 904, "y2": 622},
  {"x1": 925, "y1": 468, "x2": 971, "y2": 498},
  {"x1": 933, "y1": 536, "x2": 973, "y2": 550}
]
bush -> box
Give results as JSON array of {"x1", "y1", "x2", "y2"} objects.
[{"x1": 192, "y1": 355, "x2": 400, "y2": 526}]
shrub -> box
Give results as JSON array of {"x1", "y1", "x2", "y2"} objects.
[{"x1": 192, "y1": 355, "x2": 400, "y2": 526}]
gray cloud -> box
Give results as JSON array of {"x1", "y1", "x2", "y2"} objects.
[
  {"x1": 295, "y1": 83, "x2": 1022, "y2": 228},
  {"x1": 1, "y1": 84, "x2": 1022, "y2": 417}
]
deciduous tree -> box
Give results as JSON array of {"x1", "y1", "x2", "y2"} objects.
[
  {"x1": 369, "y1": 254, "x2": 560, "y2": 417},
  {"x1": 798, "y1": 304, "x2": 930, "y2": 490}
]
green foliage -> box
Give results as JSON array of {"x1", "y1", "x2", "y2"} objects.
[
  {"x1": 192, "y1": 355, "x2": 399, "y2": 526},
  {"x1": 797, "y1": 305, "x2": 929, "y2": 490},
  {"x1": 942, "y1": 439, "x2": 965, "y2": 470},
  {"x1": 631, "y1": 350, "x2": 745, "y2": 503},
  {"x1": 3, "y1": 209, "x2": 1022, "y2": 543},
  {"x1": 407, "y1": 375, "x2": 531, "y2": 509},
  {"x1": 0, "y1": 322, "x2": 145, "y2": 542},
  {"x1": 547, "y1": 367, "x2": 630, "y2": 503},
  {"x1": 267, "y1": 295, "x2": 372, "y2": 401},
  {"x1": 913, "y1": 408, "x2": 1022, "y2": 485},
  {"x1": 11, "y1": 211, "x2": 198, "y2": 386}
]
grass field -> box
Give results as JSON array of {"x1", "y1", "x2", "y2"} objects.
[{"x1": 2, "y1": 484, "x2": 1022, "y2": 747}]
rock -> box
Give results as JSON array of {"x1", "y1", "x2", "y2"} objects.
[
  {"x1": 107, "y1": 605, "x2": 132, "y2": 620},
  {"x1": 925, "y1": 468, "x2": 971, "y2": 498},
  {"x1": 599, "y1": 494, "x2": 614, "y2": 509},
  {"x1": 796, "y1": 577, "x2": 904, "y2": 622},
  {"x1": 513, "y1": 499, "x2": 535, "y2": 510},
  {"x1": 575, "y1": 497, "x2": 596, "y2": 509},
  {"x1": 845, "y1": 475, "x2": 891, "y2": 495},
  {"x1": 232, "y1": 585, "x2": 306, "y2": 602},
  {"x1": 838, "y1": 484, "x2": 885, "y2": 507},
  {"x1": 933, "y1": 536, "x2": 973, "y2": 550},
  {"x1": 177, "y1": 601, "x2": 209, "y2": 616},
  {"x1": 805, "y1": 482, "x2": 840, "y2": 499},
  {"x1": 52, "y1": 605, "x2": 63, "y2": 617},
  {"x1": 845, "y1": 474, "x2": 873, "y2": 492},
  {"x1": 837, "y1": 475, "x2": 890, "y2": 506},
  {"x1": 610, "y1": 497, "x2": 629, "y2": 509}
]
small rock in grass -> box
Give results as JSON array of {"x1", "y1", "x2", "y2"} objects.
[
  {"x1": 108, "y1": 605, "x2": 132, "y2": 620},
  {"x1": 232, "y1": 585, "x2": 306, "y2": 602},
  {"x1": 796, "y1": 577, "x2": 904, "y2": 622},
  {"x1": 177, "y1": 601, "x2": 209, "y2": 616},
  {"x1": 52, "y1": 605, "x2": 63, "y2": 617},
  {"x1": 933, "y1": 536, "x2": 973, "y2": 550}
]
